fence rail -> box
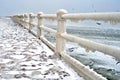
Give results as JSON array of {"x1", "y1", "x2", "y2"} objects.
[
  {"x1": 62, "y1": 12, "x2": 120, "y2": 22},
  {"x1": 11, "y1": 9, "x2": 120, "y2": 80}
]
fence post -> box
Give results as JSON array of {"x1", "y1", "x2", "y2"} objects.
[
  {"x1": 55, "y1": 9, "x2": 68, "y2": 58},
  {"x1": 29, "y1": 13, "x2": 35, "y2": 32},
  {"x1": 23, "y1": 13, "x2": 28, "y2": 28},
  {"x1": 37, "y1": 12, "x2": 43, "y2": 38},
  {"x1": 19, "y1": 15, "x2": 24, "y2": 26}
]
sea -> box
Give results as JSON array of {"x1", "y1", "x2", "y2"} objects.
[{"x1": 42, "y1": 20, "x2": 120, "y2": 80}]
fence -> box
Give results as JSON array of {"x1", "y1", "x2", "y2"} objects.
[{"x1": 11, "y1": 9, "x2": 120, "y2": 80}]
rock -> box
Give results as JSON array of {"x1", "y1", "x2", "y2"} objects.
[
  {"x1": 22, "y1": 73, "x2": 30, "y2": 78},
  {"x1": 46, "y1": 63, "x2": 53, "y2": 66},
  {"x1": 43, "y1": 70, "x2": 50, "y2": 75},
  {"x1": 59, "y1": 71, "x2": 70, "y2": 77},
  {"x1": 31, "y1": 71, "x2": 41, "y2": 76},
  {"x1": 31, "y1": 64, "x2": 36, "y2": 67},
  {"x1": 96, "y1": 22, "x2": 101, "y2": 25},
  {"x1": 48, "y1": 54, "x2": 57, "y2": 59},
  {"x1": 21, "y1": 64, "x2": 27, "y2": 67},
  {"x1": 40, "y1": 52, "x2": 47, "y2": 61},
  {"x1": 50, "y1": 66, "x2": 62, "y2": 72},
  {"x1": 14, "y1": 73, "x2": 29, "y2": 78},
  {"x1": 0, "y1": 63, "x2": 6, "y2": 70},
  {"x1": 21, "y1": 68, "x2": 26, "y2": 71},
  {"x1": 14, "y1": 74, "x2": 22, "y2": 78}
]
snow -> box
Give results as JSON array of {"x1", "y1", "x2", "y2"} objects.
[{"x1": 0, "y1": 18, "x2": 84, "y2": 80}]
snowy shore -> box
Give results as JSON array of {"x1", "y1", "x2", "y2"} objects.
[{"x1": 0, "y1": 18, "x2": 84, "y2": 80}]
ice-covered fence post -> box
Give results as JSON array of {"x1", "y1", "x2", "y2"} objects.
[
  {"x1": 19, "y1": 15, "x2": 24, "y2": 26},
  {"x1": 15, "y1": 15, "x2": 18, "y2": 20},
  {"x1": 55, "y1": 9, "x2": 68, "y2": 58},
  {"x1": 19, "y1": 15, "x2": 23, "y2": 21},
  {"x1": 23, "y1": 13, "x2": 28, "y2": 28},
  {"x1": 29, "y1": 13, "x2": 35, "y2": 32},
  {"x1": 37, "y1": 12, "x2": 43, "y2": 38}
]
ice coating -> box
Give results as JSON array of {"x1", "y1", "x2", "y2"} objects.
[{"x1": 62, "y1": 12, "x2": 120, "y2": 25}]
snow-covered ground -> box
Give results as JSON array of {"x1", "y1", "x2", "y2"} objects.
[{"x1": 0, "y1": 18, "x2": 84, "y2": 80}]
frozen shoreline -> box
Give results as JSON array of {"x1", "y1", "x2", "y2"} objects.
[
  {"x1": 0, "y1": 18, "x2": 84, "y2": 80},
  {"x1": 43, "y1": 21, "x2": 120, "y2": 80}
]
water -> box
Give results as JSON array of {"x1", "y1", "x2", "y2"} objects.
[
  {"x1": 66, "y1": 25, "x2": 120, "y2": 80},
  {"x1": 43, "y1": 21, "x2": 120, "y2": 80},
  {"x1": 67, "y1": 26, "x2": 120, "y2": 48}
]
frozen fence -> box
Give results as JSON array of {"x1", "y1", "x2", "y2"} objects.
[{"x1": 11, "y1": 9, "x2": 120, "y2": 80}]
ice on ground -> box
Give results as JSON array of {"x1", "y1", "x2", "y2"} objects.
[{"x1": 0, "y1": 18, "x2": 84, "y2": 80}]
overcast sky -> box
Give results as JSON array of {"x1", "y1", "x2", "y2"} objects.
[{"x1": 0, "y1": 0, "x2": 120, "y2": 16}]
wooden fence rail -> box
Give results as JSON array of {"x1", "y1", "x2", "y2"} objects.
[{"x1": 11, "y1": 9, "x2": 120, "y2": 80}]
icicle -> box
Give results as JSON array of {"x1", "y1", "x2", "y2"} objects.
[
  {"x1": 78, "y1": 43, "x2": 96, "y2": 53},
  {"x1": 70, "y1": 19, "x2": 80, "y2": 23}
]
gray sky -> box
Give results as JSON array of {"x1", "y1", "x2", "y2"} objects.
[{"x1": 0, "y1": 0, "x2": 120, "y2": 16}]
